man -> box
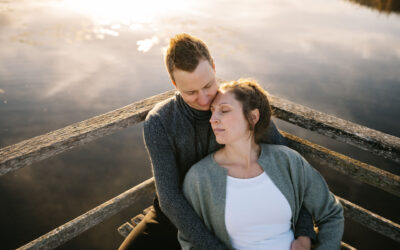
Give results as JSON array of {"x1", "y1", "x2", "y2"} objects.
[{"x1": 119, "y1": 33, "x2": 315, "y2": 250}]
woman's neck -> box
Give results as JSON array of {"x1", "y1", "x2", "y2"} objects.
[{"x1": 218, "y1": 137, "x2": 260, "y2": 170}]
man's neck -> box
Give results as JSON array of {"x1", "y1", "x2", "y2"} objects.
[{"x1": 176, "y1": 93, "x2": 211, "y2": 121}]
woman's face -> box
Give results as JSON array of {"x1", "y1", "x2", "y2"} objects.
[{"x1": 210, "y1": 91, "x2": 251, "y2": 145}]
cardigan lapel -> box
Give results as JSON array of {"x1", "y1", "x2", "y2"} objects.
[{"x1": 207, "y1": 154, "x2": 234, "y2": 249}]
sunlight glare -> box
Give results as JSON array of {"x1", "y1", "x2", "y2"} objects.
[{"x1": 60, "y1": 0, "x2": 193, "y2": 24}]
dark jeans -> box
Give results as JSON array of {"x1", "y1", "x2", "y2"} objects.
[{"x1": 118, "y1": 206, "x2": 181, "y2": 250}]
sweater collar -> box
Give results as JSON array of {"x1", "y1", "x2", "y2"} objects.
[{"x1": 176, "y1": 92, "x2": 211, "y2": 122}]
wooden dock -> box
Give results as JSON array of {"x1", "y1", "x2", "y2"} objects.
[{"x1": 1, "y1": 87, "x2": 399, "y2": 249}]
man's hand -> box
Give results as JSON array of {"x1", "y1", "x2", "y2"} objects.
[{"x1": 291, "y1": 236, "x2": 311, "y2": 250}]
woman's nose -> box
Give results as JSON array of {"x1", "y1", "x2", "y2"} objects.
[{"x1": 210, "y1": 113, "x2": 219, "y2": 123}]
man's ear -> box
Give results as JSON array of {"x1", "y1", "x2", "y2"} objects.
[
  {"x1": 212, "y1": 62, "x2": 216, "y2": 72},
  {"x1": 251, "y1": 109, "x2": 260, "y2": 125},
  {"x1": 172, "y1": 80, "x2": 177, "y2": 87}
]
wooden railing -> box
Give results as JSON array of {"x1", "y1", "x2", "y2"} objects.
[{"x1": 1, "y1": 88, "x2": 399, "y2": 250}]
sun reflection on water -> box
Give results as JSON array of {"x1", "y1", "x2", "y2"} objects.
[
  {"x1": 49, "y1": 0, "x2": 195, "y2": 50},
  {"x1": 58, "y1": 0, "x2": 194, "y2": 24},
  {"x1": 137, "y1": 36, "x2": 160, "y2": 52}
]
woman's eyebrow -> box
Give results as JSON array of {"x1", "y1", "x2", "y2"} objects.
[
  {"x1": 216, "y1": 102, "x2": 232, "y2": 108},
  {"x1": 211, "y1": 101, "x2": 232, "y2": 108}
]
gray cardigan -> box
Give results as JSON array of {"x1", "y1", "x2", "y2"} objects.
[{"x1": 179, "y1": 144, "x2": 344, "y2": 250}]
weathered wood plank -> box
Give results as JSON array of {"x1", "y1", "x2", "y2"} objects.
[
  {"x1": 282, "y1": 131, "x2": 400, "y2": 197},
  {"x1": 340, "y1": 241, "x2": 357, "y2": 250},
  {"x1": 0, "y1": 90, "x2": 176, "y2": 176},
  {"x1": 130, "y1": 213, "x2": 145, "y2": 227},
  {"x1": 117, "y1": 205, "x2": 153, "y2": 238},
  {"x1": 269, "y1": 95, "x2": 400, "y2": 163},
  {"x1": 17, "y1": 178, "x2": 155, "y2": 250},
  {"x1": 117, "y1": 222, "x2": 134, "y2": 238},
  {"x1": 337, "y1": 196, "x2": 400, "y2": 242}
]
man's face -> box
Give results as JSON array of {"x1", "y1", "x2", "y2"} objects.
[{"x1": 172, "y1": 59, "x2": 218, "y2": 111}]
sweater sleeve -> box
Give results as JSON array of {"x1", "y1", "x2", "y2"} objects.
[
  {"x1": 299, "y1": 155, "x2": 344, "y2": 249},
  {"x1": 143, "y1": 115, "x2": 227, "y2": 250},
  {"x1": 294, "y1": 205, "x2": 317, "y2": 243}
]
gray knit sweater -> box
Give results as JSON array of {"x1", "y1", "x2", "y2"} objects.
[
  {"x1": 143, "y1": 93, "x2": 314, "y2": 250},
  {"x1": 179, "y1": 144, "x2": 344, "y2": 250}
]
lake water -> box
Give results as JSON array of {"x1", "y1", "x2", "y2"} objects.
[{"x1": 0, "y1": 0, "x2": 399, "y2": 249}]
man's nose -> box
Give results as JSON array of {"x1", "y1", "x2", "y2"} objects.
[{"x1": 198, "y1": 90, "x2": 209, "y2": 106}]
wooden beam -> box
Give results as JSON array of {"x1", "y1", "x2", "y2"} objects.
[
  {"x1": 117, "y1": 206, "x2": 152, "y2": 238},
  {"x1": 117, "y1": 222, "x2": 134, "y2": 238},
  {"x1": 17, "y1": 178, "x2": 155, "y2": 250},
  {"x1": 0, "y1": 90, "x2": 175, "y2": 176},
  {"x1": 338, "y1": 196, "x2": 400, "y2": 243},
  {"x1": 269, "y1": 95, "x2": 400, "y2": 164},
  {"x1": 282, "y1": 131, "x2": 400, "y2": 197},
  {"x1": 340, "y1": 241, "x2": 357, "y2": 250}
]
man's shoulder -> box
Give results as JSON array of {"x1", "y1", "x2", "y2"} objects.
[
  {"x1": 142, "y1": 95, "x2": 177, "y2": 140},
  {"x1": 147, "y1": 94, "x2": 178, "y2": 119},
  {"x1": 144, "y1": 94, "x2": 180, "y2": 128}
]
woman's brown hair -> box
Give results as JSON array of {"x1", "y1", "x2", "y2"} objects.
[{"x1": 220, "y1": 79, "x2": 272, "y2": 143}]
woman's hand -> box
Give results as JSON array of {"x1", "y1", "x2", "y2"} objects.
[{"x1": 291, "y1": 236, "x2": 311, "y2": 250}]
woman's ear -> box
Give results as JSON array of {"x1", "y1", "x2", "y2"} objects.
[{"x1": 251, "y1": 109, "x2": 260, "y2": 125}]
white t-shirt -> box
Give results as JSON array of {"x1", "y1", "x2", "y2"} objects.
[{"x1": 225, "y1": 172, "x2": 294, "y2": 250}]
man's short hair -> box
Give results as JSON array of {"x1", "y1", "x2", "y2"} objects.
[{"x1": 165, "y1": 33, "x2": 214, "y2": 82}]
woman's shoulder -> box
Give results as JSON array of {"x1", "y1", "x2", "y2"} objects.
[
  {"x1": 258, "y1": 144, "x2": 305, "y2": 169},
  {"x1": 186, "y1": 154, "x2": 227, "y2": 183},
  {"x1": 260, "y1": 143, "x2": 301, "y2": 158},
  {"x1": 184, "y1": 154, "x2": 227, "y2": 195},
  {"x1": 186, "y1": 154, "x2": 214, "y2": 180}
]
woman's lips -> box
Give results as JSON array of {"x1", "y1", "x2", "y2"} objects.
[{"x1": 213, "y1": 128, "x2": 225, "y2": 133}]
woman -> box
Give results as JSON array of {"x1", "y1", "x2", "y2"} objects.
[{"x1": 178, "y1": 79, "x2": 344, "y2": 250}]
